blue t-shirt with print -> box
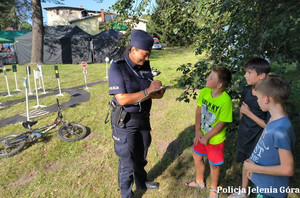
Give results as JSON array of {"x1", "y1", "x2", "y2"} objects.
[{"x1": 249, "y1": 116, "x2": 295, "y2": 198}]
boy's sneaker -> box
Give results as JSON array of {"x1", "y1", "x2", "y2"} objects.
[{"x1": 228, "y1": 191, "x2": 249, "y2": 198}]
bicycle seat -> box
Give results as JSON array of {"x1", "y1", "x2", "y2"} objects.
[{"x1": 22, "y1": 121, "x2": 38, "y2": 129}]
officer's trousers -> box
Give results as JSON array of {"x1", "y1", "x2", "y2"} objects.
[{"x1": 112, "y1": 115, "x2": 151, "y2": 198}]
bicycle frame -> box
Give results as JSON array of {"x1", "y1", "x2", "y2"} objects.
[
  {"x1": 0, "y1": 99, "x2": 88, "y2": 158},
  {"x1": 17, "y1": 99, "x2": 65, "y2": 140}
]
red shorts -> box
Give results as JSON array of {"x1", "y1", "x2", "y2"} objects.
[{"x1": 193, "y1": 141, "x2": 224, "y2": 165}]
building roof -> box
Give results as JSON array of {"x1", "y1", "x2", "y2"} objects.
[
  {"x1": 45, "y1": 6, "x2": 148, "y2": 23},
  {"x1": 44, "y1": 6, "x2": 101, "y2": 14},
  {"x1": 69, "y1": 15, "x2": 100, "y2": 24}
]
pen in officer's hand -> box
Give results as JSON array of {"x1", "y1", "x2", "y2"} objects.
[{"x1": 148, "y1": 78, "x2": 153, "y2": 82}]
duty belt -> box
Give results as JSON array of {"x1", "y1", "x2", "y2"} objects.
[{"x1": 129, "y1": 111, "x2": 150, "y2": 119}]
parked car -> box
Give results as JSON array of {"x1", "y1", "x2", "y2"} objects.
[
  {"x1": 152, "y1": 41, "x2": 162, "y2": 50},
  {"x1": 152, "y1": 38, "x2": 162, "y2": 50}
]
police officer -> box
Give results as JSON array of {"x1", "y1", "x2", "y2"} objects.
[{"x1": 108, "y1": 29, "x2": 165, "y2": 198}]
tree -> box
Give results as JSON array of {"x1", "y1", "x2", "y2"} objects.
[
  {"x1": 31, "y1": 0, "x2": 44, "y2": 64},
  {"x1": 0, "y1": 1, "x2": 15, "y2": 29},
  {"x1": 0, "y1": 0, "x2": 31, "y2": 30},
  {"x1": 0, "y1": 0, "x2": 63, "y2": 64},
  {"x1": 177, "y1": 0, "x2": 300, "y2": 102},
  {"x1": 20, "y1": 22, "x2": 32, "y2": 31},
  {"x1": 108, "y1": 0, "x2": 299, "y2": 96},
  {"x1": 103, "y1": 0, "x2": 154, "y2": 46},
  {"x1": 30, "y1": 0, "x2": 64, "y2": 64},
  {"x1": 148, "y1": 0, "x2": 200, "y2": 46}
]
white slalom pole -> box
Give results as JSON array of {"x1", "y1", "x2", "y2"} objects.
[
  {"x1": 81, "y1": 62, "x2": 88, "y2": 89},
  {"x1": 38, "y1": 65, "x2": 46, "y2": 94},
  {"x1": 26, "y1": 66, "x2": 33, "y2": 95},
  {"x1": 37, "y1": 65, "x2": 42, "y2": 89},
  {"x1": 3, "y1": 67, "x2": 12, "y2": 97},
  {"x1": 14, "y1": 72, "x2": 21, "y2": 91},
  {"x1": 54, "y1": 65, "x2": 64, "y2": 96},
  {"x1": 57, "y1": 78, "x2": 64, "y2": 96},
  {"x1": 105, "y1": 57, "x2": 109, "y2": 79},
  {"x1": 32, "y1": 70, "x2": 46, "y2": 109},
  {"x1": 23, "y1": 78, "x2": 30, "y2": 121},
  {"x1": 12, "y1": 64, "x2": 21, "y2": 91},
  {"x1": 34, "y1": 70, "x2": 40, "y2": 107},
  {"x1": 84, "y1": 74, "x2": 88, "y2": 89}
]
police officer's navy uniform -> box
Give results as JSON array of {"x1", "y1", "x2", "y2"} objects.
[{"x1": 109, "y1": 30, "x2": 155, "y2": 198}]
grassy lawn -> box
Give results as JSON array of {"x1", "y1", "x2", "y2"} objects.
[{"x1": 0, "y1": 47, "x2": 299, "y2": 198}]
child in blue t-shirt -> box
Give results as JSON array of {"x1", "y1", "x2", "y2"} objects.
[{"x1": 244, "y1": 75, "x2": 295, "y2": 198}]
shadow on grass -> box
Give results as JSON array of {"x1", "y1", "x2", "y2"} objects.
[
  {"x1": 134, "y1": 122, "x2": 240, "y2": 198},
  {"x1": 134, "y1": 125, "x2": 195, "y2": 197},
  {"x1": 12, "y1": 132, "x2": 54, "y2": 158},
  {"x1": 165, "y1": 124, "x2": 239, "y2": 198},
  {"x1": 148, "y1": 125, "x2": 195, "y2": 178},
  {"x1": 0, "y1": 68, "x2": 11, "y2": 73},
  {"x1": 84, "y1": 126, "x2": 92, "y2": 139}
]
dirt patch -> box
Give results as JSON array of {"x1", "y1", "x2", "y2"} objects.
[
  {"x1": 153, "y1": 137, "x2": 169, "y2": 158},
  {"x1": 10, "y1": 171, "x2": 37, "y2": 187},
  {"x1": 150, "y1": 111, "x2": 163, "y2": 121},
  {"x1": 83, "y1": 130, "x2": 101, "y2": 141},
  {"x1": 44, "y1": 161, "x2": 63, "y2": 173}
]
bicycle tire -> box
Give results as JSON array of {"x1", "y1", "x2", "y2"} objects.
[
  {"x1": 57, "y1": 123, "x2": 87, "y2": 142},
  {"x1": 0, "y1": 133, "x2": 27, "y2": 158}
]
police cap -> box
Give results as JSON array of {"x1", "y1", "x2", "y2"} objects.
[{"x1": 130, "y1": 29, "x2": 154, "y2": 51}]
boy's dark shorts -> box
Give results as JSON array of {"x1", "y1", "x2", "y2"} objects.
[{"x1": 236, "y1": 151, "x2": 250, "y2": 163}]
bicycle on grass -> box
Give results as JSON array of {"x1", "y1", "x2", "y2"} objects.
[{"x1": 0, "y1": 99, "x2": 87, "y2": 158}]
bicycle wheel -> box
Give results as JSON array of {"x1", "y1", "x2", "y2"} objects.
[
  {"x1": 57, "y1": 123, "x2": 87, "y2": 142},
  {"x1": 0, "y1": 133, "x2": 27, "y2": 158}
]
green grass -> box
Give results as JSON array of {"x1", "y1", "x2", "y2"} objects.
[{"x1": 0, "y1": 47, "x2": 299, "y2": 198}]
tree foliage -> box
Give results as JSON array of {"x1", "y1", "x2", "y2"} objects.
[
  {"x1": 103, "y1": 0, "x2": 154, "y2": 46},
  {"x1": 0, "y1": 0, "x2": 64, "y2": 64},
  {"x1": 0, "y1": 0, "x2": 31, "y2": 29},
  {"x1": 148, "y1": 0, "x2": 200, "y2": 46},
  {"x1": 108, "y1": 0, "x2": 299, "y2": 102},
  {"x1": 176, "y1": 0, "x2": 300, "y2": 102}
]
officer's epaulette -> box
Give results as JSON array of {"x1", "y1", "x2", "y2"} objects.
[{"x1": 114, "y1": 59, "x2": 125, "y2": 63}]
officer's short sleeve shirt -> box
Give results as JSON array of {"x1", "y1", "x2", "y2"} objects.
[{"x1": 108, "y1": 55, "x2": 153, "y2": 113}]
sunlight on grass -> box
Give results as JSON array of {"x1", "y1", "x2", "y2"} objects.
[{"x1": 0, "y1": 48, "x2": 299, "y2": 198}]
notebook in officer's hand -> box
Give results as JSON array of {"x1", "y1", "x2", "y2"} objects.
[{"x1": 137, "y1": 85, "x2": 169, "y2": 103}]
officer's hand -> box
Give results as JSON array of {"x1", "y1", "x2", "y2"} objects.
[
  {"x1": 150, "y1": 88, "x2": 165, "y2": 99},
  {"x1": 147, "y1": 80, "x2": 162, "y2": 93}
]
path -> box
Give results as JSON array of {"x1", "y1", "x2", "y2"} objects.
[{"x1": 0, "y1": 80, "x2": 106, "y2": 128}]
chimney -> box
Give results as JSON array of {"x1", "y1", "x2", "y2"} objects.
[{"x1": 101, "y1": 9, "x2": 105, "y2": 22}]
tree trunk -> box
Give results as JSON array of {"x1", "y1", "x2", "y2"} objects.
[{"x1": 31, "y1": 0, "x2": 43, "y2": 64}]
